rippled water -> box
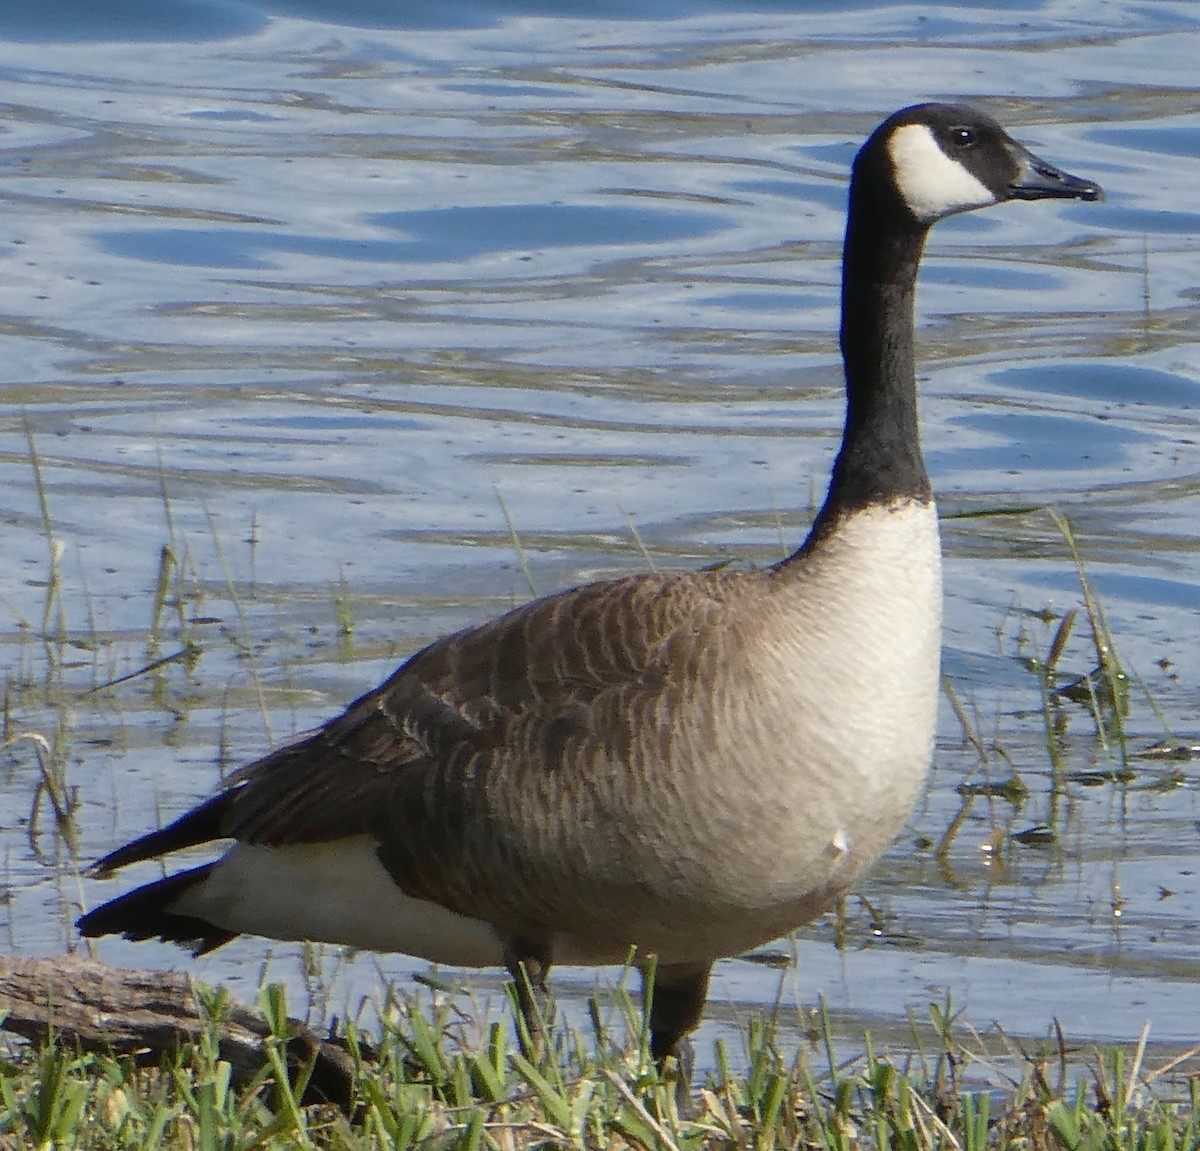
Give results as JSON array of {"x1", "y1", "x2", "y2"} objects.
[{"x1": 1, "y1": 0, "x2": 1198, "y2": 1063}]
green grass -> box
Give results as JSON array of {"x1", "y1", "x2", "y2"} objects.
[{"x1": 0, "y1": 984, "x2": 1197, "y2": 1150}]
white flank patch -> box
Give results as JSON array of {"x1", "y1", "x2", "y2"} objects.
[
  {"x1": 887, "y1": 123, "x2": 997, "y2": 223},
  {"x1": 171, "y1": 837, "x2": 505, "y2": 967}
]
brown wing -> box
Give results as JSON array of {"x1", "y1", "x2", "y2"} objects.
[{"x1": 217, "y1": 567, "x2": 745, "y2": 866}]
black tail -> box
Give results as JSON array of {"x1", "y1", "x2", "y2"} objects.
[
  {"x1": 77, "y1": 864, "x2": 237, "y2": 955},
  {"x1": 87, "y1": 791, "x2": 232, "y2": 877}
]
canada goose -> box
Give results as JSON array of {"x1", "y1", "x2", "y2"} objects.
[{"x1": 78, "y1": 103, "x2": 1100, "y2": 1065}]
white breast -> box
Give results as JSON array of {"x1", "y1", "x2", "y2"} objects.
[
  {"x1": 741, "y1": 500, "x2": 943, "y2": 911},
  {"x1": 777, "y1": 498, "x2": 941, "y2": 787}
]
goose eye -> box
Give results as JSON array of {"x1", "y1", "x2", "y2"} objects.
[{"x1": 950, "y1": 126, "x2": 976, "y2": 148}]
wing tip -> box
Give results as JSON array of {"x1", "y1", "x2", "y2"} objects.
[{"x1": 78, "y1": 862, "x2": 238, "y2": 955}]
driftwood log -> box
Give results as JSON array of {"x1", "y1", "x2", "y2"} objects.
[{"x1": 0, "y1": 954, "x2": 358, "y2": 1113}]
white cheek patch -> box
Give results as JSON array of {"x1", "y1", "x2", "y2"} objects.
[{"x1": 887, "y1": 123, "x2": 997, "y2": 223}]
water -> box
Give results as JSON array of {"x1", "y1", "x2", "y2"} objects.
[{"x1": 1, "y1": 0, "x2": 1198, "y2": 1066}]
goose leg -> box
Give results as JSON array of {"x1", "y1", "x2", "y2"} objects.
[
  {"x1": 502, "y1": 936, "x2": 554, "y2": 1058},
  {"x1": 646, "y1": 961, "x2": 711, "y2": 1070}
]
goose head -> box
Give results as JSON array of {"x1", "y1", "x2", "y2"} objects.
[{"x1": 861, "y1": 102, "x2": 1102, "y2": 226}]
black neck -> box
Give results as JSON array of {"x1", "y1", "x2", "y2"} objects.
[{"x1": 804, "y1": 179, "x2": 933, "y2": 546}]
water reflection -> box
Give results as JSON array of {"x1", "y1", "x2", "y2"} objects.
[{"x1": 97, "y1": 204, "x2": 723, "y2": 270}]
